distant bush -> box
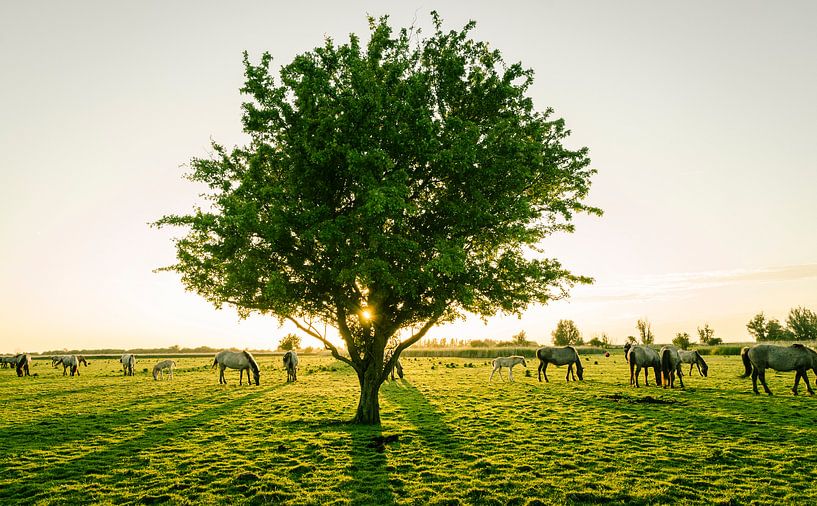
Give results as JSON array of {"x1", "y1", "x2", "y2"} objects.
[{"x1": 697, "y1": 346, "x2": 743, "y2": 356}]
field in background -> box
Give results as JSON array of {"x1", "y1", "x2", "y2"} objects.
[{"x1": 2, "y1": 354, "x2": 817, "y2": 504}]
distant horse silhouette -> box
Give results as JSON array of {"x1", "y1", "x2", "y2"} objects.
[
  {"x1": 741, "y1": 344, "x2": 817, "y2": 395},
  {"x1": 659, "y1": 346, "x2": 684, "y2": 389},
  {"x1": 678, "y1": 349, "x2": 708, "y2": 377},
  {"x1": 283, "y1": 351, "x2": 299, "y2": 382},
  {"x1": 120, "y1": 354, "x2": 136, "y2": 376},
  {"x1": 213, "y1": 350, "x2": 260, "y2": 386},
  {"x1": 535, "y1": 346, "x2": 583, "y2": 382},
  {"x1": 624, "y1": 343, "x2": 661, "y2": 387},
  {"x1": 54, "y1": 355, "x2": 88, "y2": 376},
  {"x1": 152, "y1": 360, "x2": 176, "y2": 380},
  {"x1": 0, "y1": 356, "x2": 16, "y2": 368},
  {"x1": 15, "y1": 354, "x2": 31, "y2": 377},
  {"x1": 489, "y1": 356, "x2": 527, "y2": 382}
]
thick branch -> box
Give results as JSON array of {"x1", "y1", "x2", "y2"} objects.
[
  {"x1": 380, "y1": 311, "x2": 445, "y2": 383},
  {"x1": 287, "y1": 317, "x2": 355, "y2": 369}
]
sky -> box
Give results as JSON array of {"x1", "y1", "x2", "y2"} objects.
[{"x1": 1, "y1": 1, "x2": 816, "y2": 353}]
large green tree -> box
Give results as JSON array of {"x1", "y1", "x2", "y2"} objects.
[
  {"x1": 787, "y1": 306, "x2": 817, "y2": 341},
  {"x1": 552, "y1": 319, "x2": 583, "y2": 346},
  {"x1": 156, "y1": 14, "x2": 599, "y2": 423}
]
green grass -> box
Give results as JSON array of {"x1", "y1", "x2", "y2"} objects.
[{"x1": 2, "y1": 354, "x2": 817, "y2": 504}]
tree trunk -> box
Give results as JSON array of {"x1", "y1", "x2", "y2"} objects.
[{"x1": 353, "y1": 364, "x2": 383, "y2": 424}]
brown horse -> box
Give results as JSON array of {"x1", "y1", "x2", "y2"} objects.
[
  {"x1": 741, "y1": 344, "x2": 817, "y2": 395},
  {"x1": 659, "y1": 346, "x2": 684, "y2": 389}
]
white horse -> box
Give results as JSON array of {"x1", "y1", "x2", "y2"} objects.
[
  {"x1": 489, "y1": 356, "x2": 527, "y2": 382},
  {"x1": 213, "y1": 350, "x2": 260, "y2": 385},
  {"x1": 152, "y1": 360, "x2": 176, "y2": 380},
  {"x1": 121, "y1": 354, "x2": 136, "y2": 376},
  {"x1": 678, "y1": 349, "x2": 709, "y2": 377},
  {"x1": 54, "y1": 355, "x2": 87, "y2": 376},
  {"x1": 283, "y1": 351, "x2": 299, "y2": 382}
]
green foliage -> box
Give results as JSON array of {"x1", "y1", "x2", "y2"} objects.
[
  {"x1": 587, "y1": 332, "x2": 610, "y2": 348},
  {"x1": 787, "y1": 306, "x2": 817, "y2": 341},
  {"x1": 625, "y1": 335, "x2": 638, "y2": 345},
  {"x1": 154, "y1": 13, "x2": 598, "y2": 422},
  {"x1": 766, "y1": 319, "x2": 795, "y2": 341},
  {"x1": 552, "y1": 319, "x2": 583, "y2": 346},
  {"x1": 747, "y1": 312, "x2": 768, "y2": 341},
  {"x1": 672, "y1": 332, "x2": 691, "y2": 349},
  {"x1": 697, "y1": 323, "x2": 722, "y2": 345},
  {"x1": 636, "y1": 319, "x2": 654, "y2": 345},
  {"x1": 277, "y1": 333, "x2": 301, "y2": 351}
]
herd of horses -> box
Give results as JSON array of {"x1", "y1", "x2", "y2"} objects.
[
  {"x1": 3, "y1": 343, "x2": 817, "y2": 395},
  {"x1": 487, "y1": 342, "x2": 817, "y2": 396}
]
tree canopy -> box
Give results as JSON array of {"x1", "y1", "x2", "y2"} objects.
[
  {"x1": 156, "y1": 13, "x2": 599, "y2": 423},
  {"x1": 552, "y1": 320, "x2": 583, "y2": 346}
]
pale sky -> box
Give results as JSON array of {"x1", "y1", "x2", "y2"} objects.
[{"x1": 1, "y1": 1, "x2": 816, "y2": 353}]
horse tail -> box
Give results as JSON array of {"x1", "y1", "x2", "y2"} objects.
[
  {"x1": 660, "y1": 348, "x2": 671, "y2": 383},
  {"x1": 740, "y1": 347, "x2": 752, "y2": 378},
  {"x1": 211, "y1": 356, "x2": 219, "y2": 369}
]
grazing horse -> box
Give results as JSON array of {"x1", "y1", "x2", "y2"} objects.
[
  {"x1": 659, "y1": 346, "x2": 685, "y2": 389},
  {"x1": 152, "y1": 360, "x2": 176, "y2": 380},
  {"x1": 120, "y1": 354, "x2": 136, "y2": 376},
  {"x1": 283, "y1": 351, "x2": 299, "y2": 383},
  {"x1": 535, "y1": 346, "x2": 583, "y2": 382},
  {"x1": 489, "y1": 356, "x2": 527, "y2": 382},
  {"x1": 624, "y1": 343, "x2": 661, "y2": 387},
  {"x1": 741, "y1": 344, "x2": 817, "y2": 395},
  {"x1": 15, "y1": 354, "x2": 31, "y2": 377},
  {"x1": 213, "y1": 350, "x2": 260, "y2": 386},
  {"x1": 54, "y1": 355, "x2": 88, "y2": 376},
  {"x1": 0, "y1": 356, "x2": 16, "y2": 368},
  {"x1": 678, "y1": 350, "x2": 709, "y2": 377}
]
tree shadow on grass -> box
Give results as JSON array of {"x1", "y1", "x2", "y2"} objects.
[
  {"x1": 0, "y1": 390, "x2": 268, "y2": 502},
  {"x1": 380, "y1": 380, "x2": 462, "y2": 457}
]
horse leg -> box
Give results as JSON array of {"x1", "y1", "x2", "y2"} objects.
[
  {"x1": 801, "y1": 370, "x2": 815, "y2": 395},
  {"x1": 759, "y1": 368, "x2": 772, "y2": 395},
  {"x1": 542, "y1": 363, "x2": 549, "y2": 382},
  {"x1": 489, "y1": 367, "x2": 496, "y2": 383},
  {"x1": 509, "y1": 366, "x2": 514, "y2": 383},
  {"x1": 676, "y1": 366, "x2": 684, "y2": 388},
  {"x1": 634, "y1": 365, "x2": 641, "y2": 387},
  {"x1": 792, "y1": 370, "x2": 801, "y2": 395},
  {"x1": 643, "y1": 367, "x2": 649, "y2": 387},
  {"x1": 751, "y1": 368, "x2": 759, "y2": 394},
  {"x1": 537, "y1": 361, "x2": 543, "y2": 382}
]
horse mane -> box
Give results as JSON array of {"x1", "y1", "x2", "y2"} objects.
[{"x1": 243, "y1": 350, "x2": 259, "y2": 374}]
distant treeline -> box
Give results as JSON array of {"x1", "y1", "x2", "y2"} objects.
[{"x1": 29, "y1": 345, "x2": 277, "y2": 357}]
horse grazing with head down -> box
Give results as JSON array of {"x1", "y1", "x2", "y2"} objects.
[
  {"x1": 741, "y1": 344, "x2": 817, "y2": 395},
  {"x1": 283, "y1": 351, "x2": 299, "y2": 382},
  {"x1": 489, "y1": 356, "x2": 527, "y2": 383},
  {"x1": 15, "y1": 354, "x2": 31, "y2": 377},
  {"x1": 659, "y1": 346, "x2": 684, "y2": 389},
  {"x1": 120, "y1": 354, "x2": 136, "y2": 376},
  {"x1": 213, "y1": 350, "x2": 260, "y2": 386},
  {"x1": 624, "y1": 343, "x2": 661, "y2": 387},
  {"x1": 535, "y1": 346, "x2": 583, "y2": 382},
  {"x1": 152, "y1": 360, "x2": 176, "y2": 380},
  {"x1": 678, "y1": 349, "x2": 708, "y2": 377},
  {"x1": 54, "y1": 355, "x2": 88, "y2": 376}
]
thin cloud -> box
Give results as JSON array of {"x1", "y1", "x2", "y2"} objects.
[{"x1": 577, "y1": 264, "x2": 817, "y2": 302}]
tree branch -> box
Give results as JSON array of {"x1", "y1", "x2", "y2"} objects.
[
  {"x1": 380, "y1": 310, "x2": 446, "y2": 383},
  {"x1": 287, "y1": 317, "x2": 355, "y2": 369}
]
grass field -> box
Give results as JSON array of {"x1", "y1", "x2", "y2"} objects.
[{"x1": 2, "y1": 353, "x2": 816, "y2": 505}]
